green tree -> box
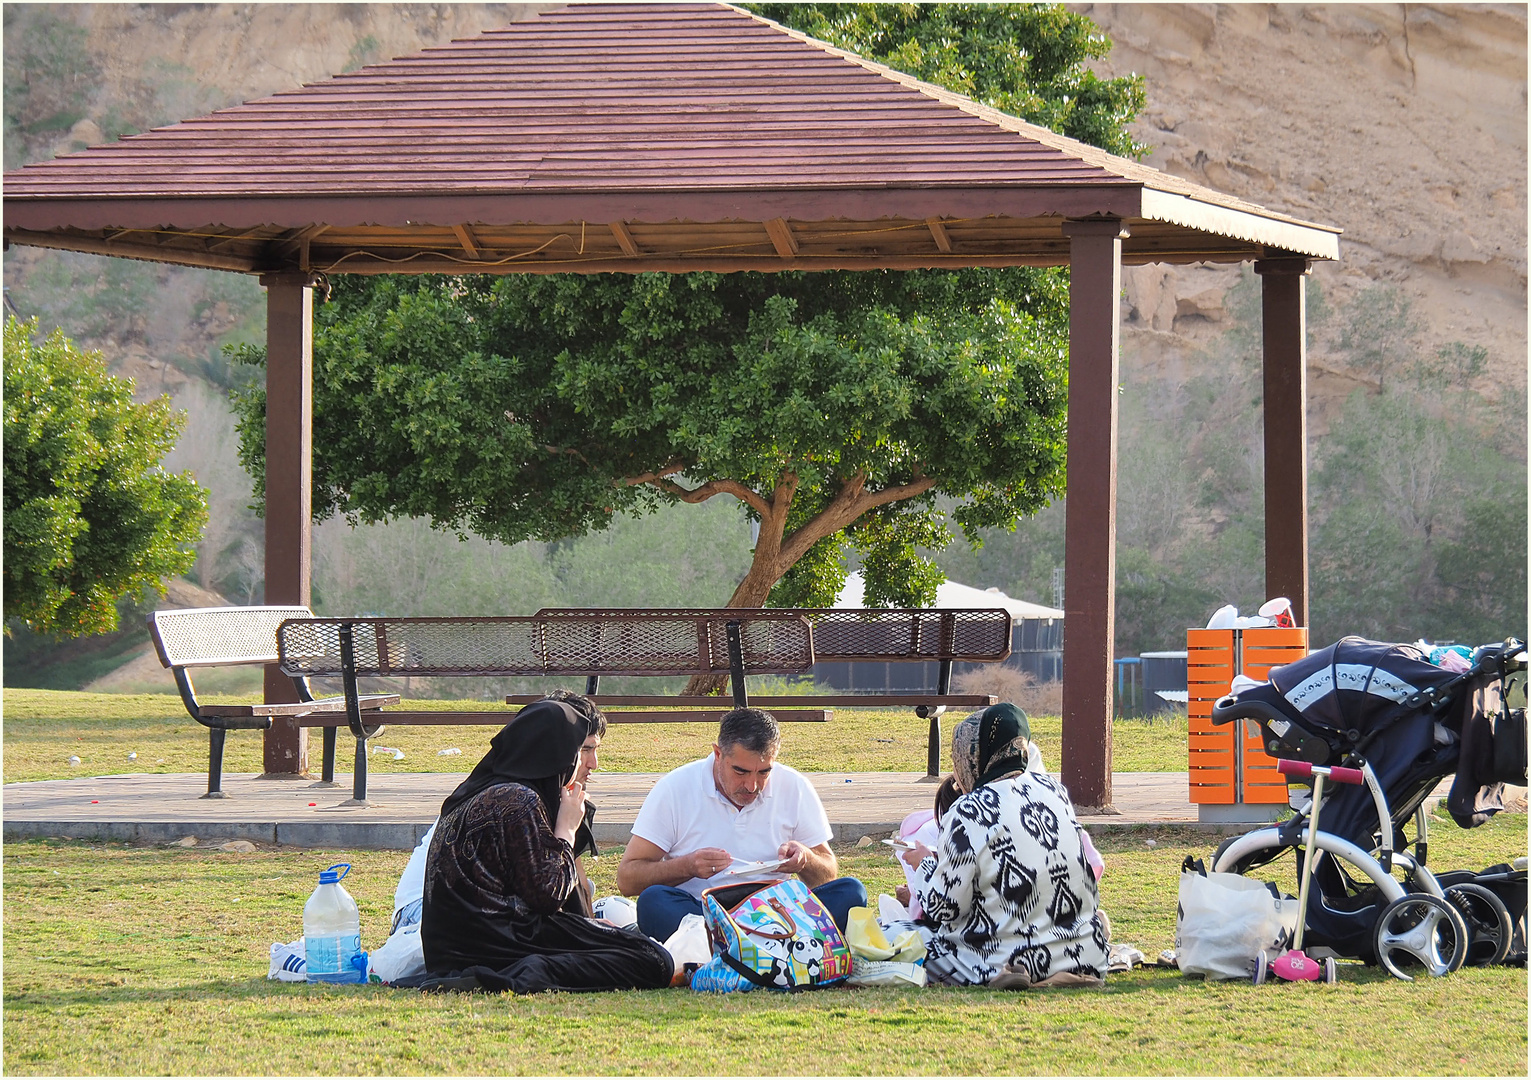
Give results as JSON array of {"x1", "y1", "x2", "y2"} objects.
[
  {"x1": 232, "y1": 4, "x2": 1144, "y2": 636},
  {"x1": 3, "y1": 317, "x2": 207, "y2": 637}
]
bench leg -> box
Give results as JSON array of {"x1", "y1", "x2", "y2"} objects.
[
  {"x1": 925, "y1": 713, "x2": 942, "y2": 779},
  {"x1": 322, "y1": 726, "x2": 337, "y2": 784},
  {"x1": 352, "y1": 734, "x2": 368, "y2": 803},
  {"x1": 202, "y1": 728, "x2": 229, "y2": 799}
]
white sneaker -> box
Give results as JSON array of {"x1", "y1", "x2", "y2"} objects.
[{"x1": 268, "y1": 938, "x2": 307, "y2": 982}]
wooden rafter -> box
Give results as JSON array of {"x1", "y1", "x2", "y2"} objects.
[
  {"x1": 451, "y1": 224, "x2": 482, "y2": 258},
  {"x1": 608, "y1": 220, "x2": 641, "y2": 258},
  {"x1": 763, "y1": 217, "x2": 799, "y2": 259},
  {"x1": 208, "y1": 226, "x2": 267, "y2": 252},
  {"x1": 926, "y1": 217, "x2": 953, "y2": 253}
]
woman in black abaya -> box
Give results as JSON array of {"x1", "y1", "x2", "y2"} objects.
[{"x1": 419, "y1": 699, "x2": 675, "y2": 993}]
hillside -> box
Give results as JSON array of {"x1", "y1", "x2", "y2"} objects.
[
  {"x1": 2, "y1": 3, "x2": 1524, "y2": 684},
  {"x1": 1075, "y1": 2, "x2": 1527, "y2": 421}
]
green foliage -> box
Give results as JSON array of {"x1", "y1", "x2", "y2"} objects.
[
  {"x1": 230, "y1": 4, "x2": 1144, "y2": 609},
  {"x1": 234, "y1": 268, "x2": 1073, "y2": 602},
  {"x1": 3, "y1": 318, "x2": 207, "y2": 637},
  {"x1": 749, "y1": 3, "x2": 1149, "y2": 159},
  {"x1": 1335, "y1": 283, "x2": 1426, "y2": 393}
]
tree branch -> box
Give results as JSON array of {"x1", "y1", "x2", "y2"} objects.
[
  {"x1": 622, "y1": 460, "x2": 688, "y2": 487},
  {"x1": 651, "y1": 475, "x2": 769, "y2": 515},
  {"x1": 777, "y1": 471, "x2": 938, "y2": 568}
]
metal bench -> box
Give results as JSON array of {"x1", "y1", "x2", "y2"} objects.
[
  {"x1": 146, "y1": 606, "x2": 398, "y2": 798},
  {"x1": 276, "y1": 611, "x2": 817, "y2": 803},
  {"x1": 530, "y1": 606, "x2": 1013, "y2": 776}
]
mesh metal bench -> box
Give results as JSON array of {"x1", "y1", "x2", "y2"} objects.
[
  {"x1": 531, "y1": 607, "x2": 1013, "y2": 775},
  {"x1": 276, "y1": 611, "x2": 817, "y2": 803},
  {"x1": 146, "y1": 606, "x2": 398, "y2": 797}
]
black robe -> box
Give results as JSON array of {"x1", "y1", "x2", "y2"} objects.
[{"x1": 418, "y1": 781, "x2": 672, "y2": 993}]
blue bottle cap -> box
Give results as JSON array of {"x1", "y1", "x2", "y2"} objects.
[{"x1": 318, "y1": 862, "x2": 351, "y2": 884}]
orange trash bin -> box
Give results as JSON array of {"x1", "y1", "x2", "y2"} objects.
[{"x1": 1187, "y1": 625, "x2": 1309, "y2": 822}]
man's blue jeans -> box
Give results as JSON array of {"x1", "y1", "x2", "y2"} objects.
[{"x1": 636, "y1": 877, "x2": 868, "y2": 942}]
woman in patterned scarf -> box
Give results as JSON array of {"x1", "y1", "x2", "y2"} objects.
[{"x1": 900, "y1": 702, "x2": 1111, "y2": 988}]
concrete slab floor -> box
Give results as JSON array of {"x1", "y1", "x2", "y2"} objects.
[{"x1": 1, "y1": 769, "x2": 1269, "y2": 849}]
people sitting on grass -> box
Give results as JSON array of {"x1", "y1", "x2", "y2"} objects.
[
  {"x1": 897, "y1": 703, "x2": 1111, "y2": 988},
  {"x1": 417, "y1": 697, "x2": 676, "y2": 993},
  {"x1": 391, "y1": 689, "x2": 606, "y2": 933},
  {"x1": 616, "y1": 707, "x2": 868, "y2": 942}
]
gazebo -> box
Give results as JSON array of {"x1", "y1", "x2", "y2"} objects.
[{"x1": 1, "y1": 2, "x2": 1341, "y2": 809}]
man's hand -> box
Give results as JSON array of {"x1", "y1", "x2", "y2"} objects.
[
  {"x1": 687, "y1": 847, "x2": 734, "y2": 880},
  {"x1": 617, "y1": 835, "x2": 734, "y2": 896},
  {"x1": 776, "y1": 840, "x2": 812, "y2": 875}
]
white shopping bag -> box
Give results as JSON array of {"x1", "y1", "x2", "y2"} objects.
[
  {"x1": 368, "y1": 923, "x2": 426, "y2": 984},
  {"x1": 1175, "y1": 867, "x2": 1299, "y2": 980},
  {"x1": 662, "y1": 913, "x2": 712, "y2": 968}
]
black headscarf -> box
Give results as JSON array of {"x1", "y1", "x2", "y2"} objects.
[
  {"x1": 439, "y1": 699, "x2": 590, "y2": 828},
  {"x1": 952, "y1": 702, "x2": 1032, "y2": 793}
]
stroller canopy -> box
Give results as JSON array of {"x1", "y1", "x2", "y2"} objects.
[{"x1": 1269, "y1": 637, "x2": 1459, "y2": 738}]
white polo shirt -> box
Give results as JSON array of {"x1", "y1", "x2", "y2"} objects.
[{"x1": 630, "y1": 755, "x2": 834, "y2": 898}]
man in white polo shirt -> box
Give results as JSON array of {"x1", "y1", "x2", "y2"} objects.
[{"x1": 617, "y1": 707, "x2": 867, "y2": 942}]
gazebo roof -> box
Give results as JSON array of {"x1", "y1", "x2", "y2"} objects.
[{"x1": 2, "y1": 2, "x2": 1340, "y2": 275}]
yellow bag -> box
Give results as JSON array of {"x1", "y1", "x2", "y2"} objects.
[{"x1": 846, "y1": 904, "x2": 926, "y2": 963}]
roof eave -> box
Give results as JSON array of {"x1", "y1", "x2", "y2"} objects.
[{"x1": 1139, "y1": 188, "x2": 1340, "y2": 261}]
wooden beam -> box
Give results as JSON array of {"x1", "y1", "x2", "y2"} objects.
[
  {"x1": 1058, "y1": 216, "x2": 1129, "y2": 812},
  {"x1": 259, "y1": 273, "x2": 314, "y2": 776},
  {"x1": 208, "y1": 226, "x2": 267, "y2": 253},
  {"x1": 926, "y1": 217, "x2": 953, "y2": 253},
  {"x1": 451, "y1": 223, "x2": 481, "y2": 259},
  {"x1": 1256, "y1": 257, "x2": 1313, "y2": 625},
  {"x1": 608, "y1": 220, "x2": 641, "y2": 258},
  {"x1": 763, "y1": 217, "x2": 799, "y2": 258},
  {"x1": 2, "y1": 228, "x2": 257, "y2": 272}
]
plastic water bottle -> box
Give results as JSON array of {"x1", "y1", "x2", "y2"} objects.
[{"x1": 304, "y1": 863, "x2": 364, "y2": 983}]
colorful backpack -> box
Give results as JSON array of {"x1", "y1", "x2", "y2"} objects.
[{"x1": 689, "y1": 878, "x2": 853, "y2": 993}]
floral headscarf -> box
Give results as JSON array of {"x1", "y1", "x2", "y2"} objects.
[{"x1": 951, "y1": 702, "x2": 1031, "y2": 793}]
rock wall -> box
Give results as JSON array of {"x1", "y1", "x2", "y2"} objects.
[{"x1": 1073, "y1": 3, "x2": 1527, "y2": 410}]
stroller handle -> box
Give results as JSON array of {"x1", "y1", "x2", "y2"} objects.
[
  {"x1": 1277, "y1": 759, "x2": 1365, "y2": 785},
  {"x1": 1209, "y1": 694, "x2": 1285, "y2": 727}
]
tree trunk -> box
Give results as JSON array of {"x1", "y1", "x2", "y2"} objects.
[{"x1": 679, "y1": 537, "x2": 785, "y2": 696}]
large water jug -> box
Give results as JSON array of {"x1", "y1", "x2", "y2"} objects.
[{"x1": 304, "y1": 863, "x2": 363, "y2": 983}]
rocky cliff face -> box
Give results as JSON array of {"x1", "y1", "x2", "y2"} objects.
[{"x1": 1074, "y1": 3, "x2": 1526, "y2": 412}]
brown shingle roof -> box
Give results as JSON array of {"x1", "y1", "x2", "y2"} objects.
[{"x1": 2, "y1": 2, "x2": 1340, "y2": 274}]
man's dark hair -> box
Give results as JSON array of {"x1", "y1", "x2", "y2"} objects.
[
  {"x1": 717, "y1": 707, "x2": 780, "y2": 755},
  {"x1": 543, "y1": 688, "x2": 608, "y2": 739}
]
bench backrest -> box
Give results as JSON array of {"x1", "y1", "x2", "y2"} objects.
[
  {"x1": 275, "y1": 612, "x2": 815, "y2": 679},
  {"x1": 148, "y1": 605, "x2": 316, "y2": 669},
  {"x1": 536, "y1": 607, "x2": 1013, "y2": 663}
]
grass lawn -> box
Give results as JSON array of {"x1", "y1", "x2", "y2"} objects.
[
  {"x1": 2, "y1": 689, "x2": 1189, "y2": 782},
  {"x1": 3, "y1": 813, "x2": 1527, "y2": 1075}
]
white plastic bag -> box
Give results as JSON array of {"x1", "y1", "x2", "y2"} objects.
[
  {"x1": 662, "y1": 913, "x2": 712, "y2": 968},
  {"x1": 368, "y1": 923, "x2": 425, "y2": 984},
  {"x1": 1175, "y1": 869, "x2": 1298, "y2": 980}
]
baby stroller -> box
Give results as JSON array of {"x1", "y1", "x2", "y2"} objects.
[{"x1": 1207, "y1": 635, "x2": 1527, "y2": 979}]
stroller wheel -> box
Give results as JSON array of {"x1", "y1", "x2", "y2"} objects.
[
  {"x1": 1252, "y1": 949, "x2": 1269, "y2": 985},
  {"x1": 1374, "y1": 894, "x2": 1470, "y2": 980},
  {"x1": 1444, "y1": 882, "x2": 1514, "y2": 966},
  {"x1": 1322, "y1": 956, "x2": 1338, "y2": 984}
]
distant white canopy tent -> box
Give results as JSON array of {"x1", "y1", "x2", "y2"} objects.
[{"x1": 820, "y1": 572, "x2": 1065, "y2": 689}]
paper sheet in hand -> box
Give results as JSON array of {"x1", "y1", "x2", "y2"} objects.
[{"x1": 725, "y1": 858, "x2": 786, "y2": 876}]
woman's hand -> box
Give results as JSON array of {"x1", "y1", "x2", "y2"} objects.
[
  {"x1": 554, "y1": 779, "x2": 586, "y2": 845},
  {"x1": 899, "y1": 840, "x2": 932, "y2": 870}
]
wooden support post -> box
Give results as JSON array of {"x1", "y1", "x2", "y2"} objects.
[
  {"x1": 259, "y1": 272, "x2": 314, "y2": 777},
  {"x1": 1059, "y1": 218, "x2": 1128, "y2": 811},
  {"x1": 1256, "y1": 257, "x2": 1312, "y2": 627}
]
